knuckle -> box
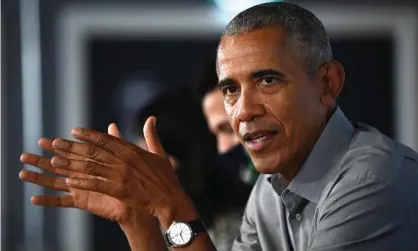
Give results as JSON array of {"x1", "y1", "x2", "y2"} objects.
[
  {"x1": 86, "y1": 144, "x2": 98, "y2": 158},
  {"x1": 61, "y1": 140, "x2": 71, "y2": 149},
  {"x1": 84, "y1": 161, "x2": 97, "y2": 175},
  {"x1": 56, "y1": 150, "x2": 69, "y2": 158},
  {"x1": 77, "y1": 128, "x2": 88, "y2": 137},
  {"x1": 93, "y1": 179, "x2": 101, "y2": 191},
  {"x1": 120, "y1": 164, "x2": 135, "y2": 183},
  {"x1": 120, "y1": 163, "x2": 129, "y2": 176},
  {"x1": 31, "y1": 172, "x2": 40, "y2": 183},
  {"x1": 96, "y1": 135, "x2": 106, "y2": 146},
  {"x1": 49, "y1": 177, "x2": 56, "y2": 188},
  {"x1": 112, "y1": 149, "x2": 123, "y2": 157}
]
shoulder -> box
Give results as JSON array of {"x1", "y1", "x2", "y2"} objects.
[
  {"x1": 318, "y1": 122, "x2": 418, "y2": 216},
  {"x1": 336, "y1": 122, "x2": 418, "y2": 186}
]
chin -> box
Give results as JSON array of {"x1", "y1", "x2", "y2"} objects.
[{"x1": 251, "y1": 155, "x2": 284, "y2": 174}]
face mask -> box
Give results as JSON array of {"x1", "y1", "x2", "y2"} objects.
[{"x1": 215, "y1": 144, "x2": 259, "y2": 186}]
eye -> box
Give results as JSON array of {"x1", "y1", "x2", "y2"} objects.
[
  {"x1": 221, "y1": 85, "x2": 239, "y2": 96},
  {"x1": 261, "y1": 77, "x2": 280, "y2": 85}
]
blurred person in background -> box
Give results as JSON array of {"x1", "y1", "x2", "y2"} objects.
[
  {"x1": 196, "y1": 59, "x2": 240, "y2": 155},
  {"x1": 20, "y1": 2, "x2": 418, "y2": 251},
  {"x1": 195, "y1": 59, "x2": 259, "y2": 250}
]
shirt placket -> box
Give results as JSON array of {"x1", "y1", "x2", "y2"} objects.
[{"x1": 281, "y1": 189, "x2": 309, "y2": 251}]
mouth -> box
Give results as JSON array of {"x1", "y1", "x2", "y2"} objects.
[{"x1": 242, "y1": 130, "x2": 278, "y2": 152}]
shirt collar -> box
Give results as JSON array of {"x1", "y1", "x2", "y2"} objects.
[{"x1": 269, "y1": 107, "x2": 355, "y2": 204}]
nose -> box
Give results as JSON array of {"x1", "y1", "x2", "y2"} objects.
[{"x1": 235, "y1": 88, "x2": 266, "y2": 122}]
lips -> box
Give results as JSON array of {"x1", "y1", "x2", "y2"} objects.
[{"x1": 243, "y1": 130, "x2": 278, "y2": 151}]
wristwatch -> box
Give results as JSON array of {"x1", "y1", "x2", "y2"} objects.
[{"x1": 164, "y1": 219, "x2": 207, "y2": 248}]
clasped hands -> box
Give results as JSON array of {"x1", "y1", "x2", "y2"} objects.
[{"x1": 19, "y1": 117, "x2": 193, "y2": 229}]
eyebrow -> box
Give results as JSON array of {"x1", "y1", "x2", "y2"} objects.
[
  {"x1": 250, "y1": 69, "x2": 285, "y2": 79},
  {"x1": 216, "y1": 78, "x2": 235, "y2": 89},
  {"x1": 216, "y1": 68, "x2": 286, "y2": 89}
]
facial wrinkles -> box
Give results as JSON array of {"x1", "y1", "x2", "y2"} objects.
[
  {"x1": 218, "y1": 37, "x2": 273, "y2": 80},
  {"x1": 220, "y1": 31, "x2": 306, "y2": 128}
]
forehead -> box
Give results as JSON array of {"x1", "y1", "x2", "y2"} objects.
[{"x1": 217, "y1": 27, "x2": 289, "y2": 77}]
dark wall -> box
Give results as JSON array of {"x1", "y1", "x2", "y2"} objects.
[
  {"x1": 333, "y1": 36, "x2": 394, "y2": 137},
  {"x1": 2, "y1": 0, "x2": 24, "y2": 250}
]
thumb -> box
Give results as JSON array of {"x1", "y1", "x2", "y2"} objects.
[
  {"x1": 143, "y1": 116, "x2": 166, "y2": 158},
  {"x1": 108, "y1": 123, "x2": 122, "y2": 138}
]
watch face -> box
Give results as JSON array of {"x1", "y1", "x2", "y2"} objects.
[{"x1": 167, "y1": 222, "x2": 193, "y2": 247}]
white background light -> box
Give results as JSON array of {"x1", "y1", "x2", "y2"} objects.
[{"x1": 213, "y1": 0, "x2": 284, "y2": 14}]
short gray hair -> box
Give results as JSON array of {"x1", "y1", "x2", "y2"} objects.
[{"x1": 222, "y1": 2, "x2": 332, "y2": 75}]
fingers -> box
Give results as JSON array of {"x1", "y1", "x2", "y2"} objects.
[
  {"x1": 143, "y1": 116, "x2": 167, "y2": 158},
  {"x1": 108, "y1": 123, "x2": 122, "y2": 138},
  {"x1": 39, "y1": 137, "x2": 85, "y2": 161},
  {"x1": 69, "y1": 127, "x2": 151, "y2": 164},
  {"x1": 31, "y1": 195, "x2": 75, "y2": 207},
  {"x1": 51, "y1": 138, "x2": 119, "y2": 164},
  {"x1": 51, "y1": 156, "x2": 123, "y2": 181},
  {"x1": 19, "y1": 170, "x2": 69, "y2": 192},
  {"x1": 38, "y1": 137, "x2": 55, "y2": 152},
  {"x1": 20, "y1": 153, "x2": 73, "y2": 177},
  {"x1": 66, "y1": 177, "x2": 124, "y2": 198},
  {"x1": 70, "y1": 128, "x2": 135, "y2": 157}
]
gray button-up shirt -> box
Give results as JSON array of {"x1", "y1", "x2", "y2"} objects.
[{"x1": 231, "y1": 107, "x2": 418, "y2": 251}]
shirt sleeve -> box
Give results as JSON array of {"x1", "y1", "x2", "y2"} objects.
[
  {"x1": 230, "y1": 179, "x2": 262, "y2": 251},
  {"x1": 308, "y1": 177, "x2": 407, "y2": 251}
]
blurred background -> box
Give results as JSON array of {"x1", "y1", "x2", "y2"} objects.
[{"x1": 2, "y1": 0, "x2": 418, "y2": 250}]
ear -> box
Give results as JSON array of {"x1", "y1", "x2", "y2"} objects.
[{"x1": 318, "y1": 61, "x2": 345, "y2": 107}]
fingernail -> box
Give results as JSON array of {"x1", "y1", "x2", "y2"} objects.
[
  {"x1": 51, "y1": 156, "x2": 68, "y2": 166},
  {"x1": 153, "y1": 117, "x2": 157, "y2": 127},
  {"x1": 20, "y1": 153, "x2": 27, "y2": 162},
  {"x1": 52, "y1": 138, "x2": 69, "y2": 149},
  {"x1": 66, "y1": 178, "x2": 76, "y2": 186},
  {"x1": 71, "y1": 128, "x2": 82, "y2": 137}
]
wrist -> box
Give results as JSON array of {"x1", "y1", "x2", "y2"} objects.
[
  {"x1": 119, "y1": 211, "x2": 167, "y2": 251},
  {"x1": 119, "y1": 211, "x2": 159, "y2": 233},
  {"x1": 157, "y1": 191, "x2": 199, "y2": 230}
]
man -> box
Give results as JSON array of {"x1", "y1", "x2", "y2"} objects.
[{"x1": 20, "y1": 2, "x2": 418, "y2": 251}]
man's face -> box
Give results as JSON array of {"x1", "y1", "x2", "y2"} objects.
[
  {"x1": 216, "y1": 27, "x2": 333, "y2": 178},
  {"x1": 203, "y1": 90, "x2": 240, "y2": 154}
]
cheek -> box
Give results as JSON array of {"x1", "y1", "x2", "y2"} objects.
[
  {"x1": 224, "y1": 102, "x2": 238, "y2": 131},
  {"x1": 263, "y1": 87, "x2": 314, "y2": 142},
  {"x1": 263, "y1": 90, "x2": 296, "y2": 124}
]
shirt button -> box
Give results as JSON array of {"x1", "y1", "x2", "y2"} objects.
[{"x1": 295, "y1": 213, "x2": 302, "y2": 221}]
